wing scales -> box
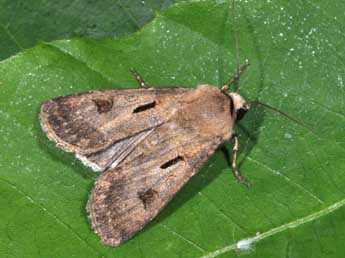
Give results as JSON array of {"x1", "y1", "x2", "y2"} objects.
[
  {"x1": 88, "y1": 121, "x2": 224, "y2": 246},
  {"x1": 76, "y1": 128, "x2": 154, "y2": 172},
  {"x1": 40, "y1": 87, "x2": 192, "y2": 154}
]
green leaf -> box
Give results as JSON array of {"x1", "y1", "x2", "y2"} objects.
[
  {"x1": 0, "y1": 0, "x2": 176, "y2": 60},
  {"x1": 1, "y1": 0, "x2": 345, "y2": 257}
]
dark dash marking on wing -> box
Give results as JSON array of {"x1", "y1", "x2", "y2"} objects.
[
  {"x1": 160, "y1": 156, "x2": 184, "y2": 169},
  {"x1": 133, "y1": 101, "x2": 156, "y2": 113}
]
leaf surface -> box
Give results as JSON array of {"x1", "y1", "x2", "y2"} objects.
[
  {"x1": 0, "y1": 1, "x2": 345, "y2": 257},
  {"x1": 0, "y1": 0, "x2": 176, "y2": 60}
]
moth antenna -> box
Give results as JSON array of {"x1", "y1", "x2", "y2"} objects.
[
  {"x1": 246, "y1": 100, "x2": 314, "y2": 132},
  {"x1": 232, "y1": 0, "x2": 241, "y2": 92},
  {"x1": 221, "y1": 1, "x2": 249, "y2": 93}
]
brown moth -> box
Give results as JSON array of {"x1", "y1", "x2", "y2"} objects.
[
  {"x1": 39, "y1": 0, "x2": 302, "y2": 247},
  {"x1": 40, "y1": 70, "x2": 251, "y2": 246}
]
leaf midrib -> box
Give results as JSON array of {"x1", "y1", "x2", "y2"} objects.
[{"x1": 200, "y1": 197, "x2": 345, "y2": 258}]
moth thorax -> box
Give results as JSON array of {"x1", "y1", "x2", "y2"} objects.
[{"x1": 229, "y1": 92, "x2": 250, "y2": 121}]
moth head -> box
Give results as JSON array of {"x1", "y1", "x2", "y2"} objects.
[{"x1": 229, "y1": 92, "x2": 249, "y2": 121}]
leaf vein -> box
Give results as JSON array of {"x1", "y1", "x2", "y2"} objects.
[
  {"x1": 44, "y1": 43, "x2": 115, "y2": 84},
  {"x1": 199, "y1": 197, "x2": 345, "y2": 258},
  {"x1": 198, "y1": 192, "x2": 249, "y2": 234},
  {"x1": 0, "y1": 22, "x2": 23, "y2": 50},
  {"x1": 0, "y1": 177, "x2": 103, "y2": 257},
  {"x1": 116, "y1": 1, "x2": 141, "y2": 29},
  {"x1": 160, "y1": 223, "x2": 206, "y2": 253},
  {"x1": 247, "y1": 156, "x2": 325, "y2": 204}
]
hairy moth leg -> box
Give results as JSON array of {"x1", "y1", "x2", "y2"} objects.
[
  {"x1": 130, "y1": 67, "x2": 148, "y2": 88},
  {"x1": 231, "y1": 135, "x2": 251, "y2": 187}
]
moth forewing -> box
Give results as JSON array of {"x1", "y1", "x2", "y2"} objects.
[
  {"x1": 76, "y1": 128, "x2": 155, "y2": 172},
  {"x1": 39, "y1": 87, "x2": 192, "y2": 167}
]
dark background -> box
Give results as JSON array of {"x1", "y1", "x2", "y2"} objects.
[{"x1": 0, "y1": 0, "x2": 177, "y2": 60}]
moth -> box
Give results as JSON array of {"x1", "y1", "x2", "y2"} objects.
[{"x1": 40, "y1": 1, "x2": 303, "y2": 247}]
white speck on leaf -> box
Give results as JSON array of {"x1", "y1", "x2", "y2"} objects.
[
  {"x1": 236, "y1": 237, "x2": 257, "y2": 251},
  {"x1": 337, "y1": 75, "x2": 344, "y2": 88},
  {"x1": 285, "y1": 133, "x2": 292, "y2": 139}
]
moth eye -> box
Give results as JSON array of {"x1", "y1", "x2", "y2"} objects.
[
  {"x1": 236, "y1": 108, "x2": 248, "y2": 121},
  {"x1": 133, "y1": 101, "x2": 156, "y2": 113},
  {"x1": 160, "y1": 156, "x2": 184, "y2": 169}
]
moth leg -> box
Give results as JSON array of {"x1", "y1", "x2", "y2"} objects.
[
  {"x1": 221, "y1": 62, "x2": 250, "y2": 92},
  {"x1": 130, "y1": 67, "x2": 148, "y2": 88},
  {"x1": 231, "y1": 135, "x2": 251, "y2": 187}
]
